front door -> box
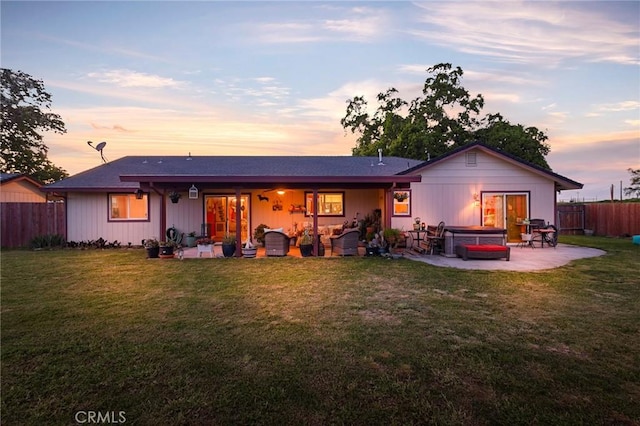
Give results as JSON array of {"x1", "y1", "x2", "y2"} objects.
[
  {"x1": 482, "y1": 192, "x2": 529, "y2": 242},
  {"x1": 205, "y1": 195, "x2": 249, "y2": 242}
]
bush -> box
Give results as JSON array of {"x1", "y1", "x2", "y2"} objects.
[{"x1": 30, "y1": 234, "x2": 66, "y2": 249}]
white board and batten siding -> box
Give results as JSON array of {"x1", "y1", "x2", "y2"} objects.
[
  {"x1": 392, "y1": 149, "x2": 557, "y2": 229},
  {"x1": 67, "y1": 192, "x2": 161, "y2": 244}
]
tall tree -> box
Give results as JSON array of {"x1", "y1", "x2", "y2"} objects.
[
  {"x1": 623, "y1": 168, "x2": 640, "y2": 199},
  {"x1": 1, "y1": 68, "x2": 68, "y2": 184},
  {"x1": 342, "y1": 63, "x2": 551, "y2": 168},
  {"x1": 474, "y1": 113, "x2": 550, "y2": 169}
]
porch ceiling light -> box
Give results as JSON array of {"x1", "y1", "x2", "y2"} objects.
[
  {"x1": 277, "y1": 190, "x2": 285, "y2": 195},
  {"x1": 189, "y1": 184, "x2": 199, "y2": 199}
]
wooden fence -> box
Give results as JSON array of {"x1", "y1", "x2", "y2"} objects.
[
  {"x1": 558, "y1": 203, "x2": 640, "y2": 236},
  {"x1": 0, "y1": 202, "x2": 66, "y2": 248}
]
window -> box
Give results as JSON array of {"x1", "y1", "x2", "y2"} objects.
[
  {"x1": 305, "y1": 192, "x2": 344, "y2": 216},
  {"x1": 392, "y1": 190, "x2": 411, "y2": 216},
  {"x1": 109, "y1": 193, "x2": 149, "y2": 221}
]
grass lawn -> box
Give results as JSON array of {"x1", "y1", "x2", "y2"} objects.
[{"x1": 1, "y1": 236, "x2": 639, "y2": 425}]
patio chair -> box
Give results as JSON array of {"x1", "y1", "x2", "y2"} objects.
[
  {"x1": 422, "y1": 221, "x2": 445, "y2": 255},
  {"x1": 529, "y1": 219, "x2": 547, "y2": 247},
  {"x1": 264, "y1": 230, "x2": 291, "y2": 257},
  {"x1": 330, "y1": 228, "x2": 360, "y2": 256}
]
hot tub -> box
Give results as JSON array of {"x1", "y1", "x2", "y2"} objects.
[{"x1": 443, "y1": 226, "x2": 507, "y2": 257}]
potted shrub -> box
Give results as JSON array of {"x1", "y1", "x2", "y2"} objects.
[
  {"x1": 185, "y1": 231, "x2": 197, "y2": 247},
  {"x1": 222, "y1": 234, "x2": 237, "y2": 257},
  {"x1": 383, "y1": 228, "x2": 402, "y2": 253},
  {"x1": 159, "y1": 240, "x2": 177, "y2": 258},
  {"x1": 253, "y1": 224, "x2": 269, "y2": 246},
  {"x1": 143, "y1": 238, "x2": 160, "y2": 258},
  {"x1": 298, "y1": 230, "x2": 313, "y2": 257}
]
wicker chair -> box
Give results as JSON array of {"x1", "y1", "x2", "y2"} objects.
[
  {"x1": 264, "y1": 230, "x2": 291, "y2": 257},
  {"x1": 330, "y1": 228, "x2": 360, "y2": 256}
]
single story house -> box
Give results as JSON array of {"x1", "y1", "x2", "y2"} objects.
[
  {"x1": 1, "y1": 173, "x2": 48, "y2": 203},
  {"x1": 43, "y1": 142, "x2": 582, "y2": 254}
]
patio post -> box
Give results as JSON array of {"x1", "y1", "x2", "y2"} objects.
[
  {"x1": 312, "y1": 187, "x2": 319, "y2": 256},
  {"x1": 235, "y1": 187, "x2": 242, "y2": 257}
]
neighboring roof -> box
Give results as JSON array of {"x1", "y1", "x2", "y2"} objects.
[
  {"x1": 400, "y1": 142, "x2": 583, "y2": 191},
  {"x1": 0, "y1": 173, "x2": 43, "y2": 188},
  {"x1": 43, "y1": 155, "x2": 423, "y2": 192}
]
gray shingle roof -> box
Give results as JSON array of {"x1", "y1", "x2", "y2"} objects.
[{"x1": 45, "y1": 155, "x2": 423, "y2": 191}]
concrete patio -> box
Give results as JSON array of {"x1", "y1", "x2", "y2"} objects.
[{"x1": 171, "y1": 242, "x2": 606, "y2": 272}]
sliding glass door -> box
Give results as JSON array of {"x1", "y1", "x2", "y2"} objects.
[
  {"x1": 204, "y1": 195, "x2": 249, "y2": 242},
  {"x1": 482, "y1": 192, "x2": 529, "y2": 242}
]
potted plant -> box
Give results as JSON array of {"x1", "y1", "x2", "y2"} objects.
[
  {"x1": 185, "y1": 231, "x2": 197, "y2": 247},
  {"x1": 196, "y1": 237, "x2": 214, "y2": 257},
  {"x1": 159, "y1": 240, "x2": 177, "y2": 258},
  {"x1": 242, "y1": 239, "x2": 257, "y2": 258},
  {"x1": 143, "y1": 238, "x2": 160, "y2": 258},
  {"x1": 221, "y1": 234, "x2": 237, "y2": 257},
  {"x1": 168, "y1": 191, "x2": 181, "y2": 204},
  {"x1": 383, "y1": 228, "x2": 402, "y2": 253},
  {"x1": 298, "y1": 229, "x2": 314, "y2": 257},
  {"x1": 253, "y1": 224, "x2": 269, "y2": 246},
  {"x1": 394, "y1": 191, "x2": 408, "y2": 202}
]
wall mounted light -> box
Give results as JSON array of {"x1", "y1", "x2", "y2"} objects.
[
  {"x1": 473, "y1": 192, "x2": 480, "y2": 207},
  {"x1": 189, "y1": 184, "x2": 198, "y2": 199},
  {"x1": 135, "y1": 189, "x2": 144, "y2": 200}
]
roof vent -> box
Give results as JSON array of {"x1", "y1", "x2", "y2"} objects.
[{"x1": 377, "y1": 148, "x2": 385, "y2": 166}]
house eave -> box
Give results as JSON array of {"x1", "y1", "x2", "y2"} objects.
[{"x1": 119, "y1": 175, "x2": 421, "y2": 185}]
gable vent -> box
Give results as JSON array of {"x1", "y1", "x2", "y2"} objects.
[{"x1": 466, "y1": 152, "x2": 477, "y2": 167}]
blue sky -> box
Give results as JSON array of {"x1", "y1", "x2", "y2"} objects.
[{"x1": 2, "y1": 1, "x2": 639, "y2": 201}]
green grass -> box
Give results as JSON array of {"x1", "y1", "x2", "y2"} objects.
[{"x1": 2, "y1": 236, "x2": 639, "y2": 425}]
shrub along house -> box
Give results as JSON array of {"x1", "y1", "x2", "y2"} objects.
[{"x1": 43, "y1": 142, "x2": 582, "y2": 255}]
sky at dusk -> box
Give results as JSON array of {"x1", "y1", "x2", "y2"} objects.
[{"x1": 2, "y1": 1, "x2": 639, "y2": 201}]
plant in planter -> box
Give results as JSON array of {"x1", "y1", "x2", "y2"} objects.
[
  {"x1": 143, "y1": 238, "x2": 160, "y2": 258},
  {"x1": 195, "y1": 237, "x2": 214, "y2": 257},
  {"x1": 382, "y1": 228, "x2": 402, "y2": 252},
  {"x1": 159, "y1": 240, "x2": 177, "y2": 258},
  {"x1": 394, "y1": 191, "x2": 409, "y2": 202},
  {"x1": 242, "y1": 239, "x2": 257, "y2": 258},
  {"x1": 168, "y1": 191, "x2": 181, "y2": 204},
  {"x1": 221, "y1": 234, "x2": 237, "y2": 257},
  {"x1": 253, "y1": 224, "x2": 269, "y2": 246},
  {"x1": 196, "y1": 237, "x2": 213, "y2": 246},
  {"x1": 298, "y1": 229, "x2": 314, "y2": 257},
  {"x1": 185, "y1": 231, "x2": 197, "y2": 247}
]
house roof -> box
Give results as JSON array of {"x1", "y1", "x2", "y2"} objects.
[
  {"x1": 43, "y1": 155, "x2": 423, "y2": 192},
  {"x1": 400, "y1": 142, "x2": 583, "y2": 191},
  {"x1": 0, "y1": 173, "x2": 43, "y2": 188}
]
